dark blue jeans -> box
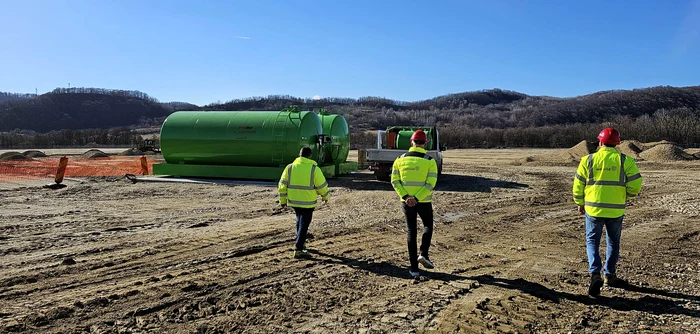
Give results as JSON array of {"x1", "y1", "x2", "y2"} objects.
[
  {"x1": 294, "y1": 207, "x2": 314, "y2": 251},
  {"x1": 585, "y1": 213, "x2": 624, "y2": 276},
  {"x1": 402, "y1": 202, "x2": 434, "y2": 271}
]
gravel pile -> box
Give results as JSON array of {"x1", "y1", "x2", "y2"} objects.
[
  {"x1": 0, "y1": 151, "x2": 29, "y2": 161},
  {"x1": 81, "y1": 149, "x2": 110, "y2": 159},
  {"x1": 616, "y1": 140, "x2": 643, "y2": 160},
  {"x1": 118, "y1": 148, "x2": 144, "y2": 156},
  {"x1": 559, "y1": 140, "x2": 591, "y2": 162},
  {"x1": 22, "y1": 150, "x2": 48, "y2": 158},
  {"x1": 639, "y1": 144, "x2": 695, "y2": 162}
]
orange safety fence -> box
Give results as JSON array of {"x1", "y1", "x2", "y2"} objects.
[{"x1": 0, "y1": 156, "x2": 164, "y2": 183}]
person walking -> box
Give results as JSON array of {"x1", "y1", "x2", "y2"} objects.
[
  {"x1": 573, "y1": 127, "x2": 643, "y2": 296},
  {"x1": 391, "y1": 129, "x2": 439, "y2": 278},
  {"x1": 278, "y1": 146, "x2": 330, "y2": 259}
]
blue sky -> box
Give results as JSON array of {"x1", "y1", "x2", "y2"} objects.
[{"x1": 1, "y1": 0, "x2": 699, "y2": 105}]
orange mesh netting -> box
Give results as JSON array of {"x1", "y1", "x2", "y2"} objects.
[{"x1": 0, "y1": 156, "x2": 164, "y2": 183}]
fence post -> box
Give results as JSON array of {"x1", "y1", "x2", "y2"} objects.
[
  {"x1": 140, "y1": 156, "x2": 149, "y2": 175},
  {"x1": 55, "y1": 156, "x2": 68, "y2": 184}
]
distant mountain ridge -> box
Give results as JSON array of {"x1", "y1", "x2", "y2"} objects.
[{"x1": 1, "y1": 85, "x2": 699, "y2": 133}]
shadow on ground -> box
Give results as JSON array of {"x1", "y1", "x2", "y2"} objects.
[
  {"x1": 330, "y1": 173, "x2": 529, "y2": 193},
  {"x1": 306, "y1": 250, "x2": 700, "y2": 319}
]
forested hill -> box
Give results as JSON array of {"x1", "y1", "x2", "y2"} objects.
[
  {"x1": 201, "y1": 86, "x2": 700, "y2": 129},
  {"x1": 0, "y1": 88, "x2": 174, "y2": 132},
  {"x1": 1, "y1": 85, "x2": 700, "y2": 133}
]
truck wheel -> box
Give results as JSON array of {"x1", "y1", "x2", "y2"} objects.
[{"x1": 375, "y1": 171, "x2": 391, "y2": 182}]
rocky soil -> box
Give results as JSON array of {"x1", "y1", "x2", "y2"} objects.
[{"x1": 0, "y1": 149, "x2": 699, "y2": 333}]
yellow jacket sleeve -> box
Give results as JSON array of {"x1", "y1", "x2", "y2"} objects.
[
  {"x1": 624, "y1": 158, "x2": 642, "y2": 198},
  {"x1": 278, "y1": 164, "x2": 290, "y2": 205},
  {"x1": 314, "y1": 168, "x2": 329, "y2": 201},
  {"x1": 414, "y1": 159, "x2": 438, "y2": 201},
  {"x1": 391, "y1": 159, "x2": 409, "y2": 200},
  {"x1": 572, "y1": 156, "x2": 587, "y2": 206}
]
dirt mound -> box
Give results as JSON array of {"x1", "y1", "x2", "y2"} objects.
[
  {"x1": 22, "y1": 150, "x2": 47, "y2": 158},
  {"x1": 639, "y1": 144, "x2": 695, "y2": 162},
  {"x1": 81, "y1": 149, "x2": 110, "y2": 159},
  {"x1": 640, "y1": 140, "x2": 676, "y2": 151},
  {"x1": 118, "y1": 148, "x2": 144, "y2": 156},
  {"x1": 515, "y1": 141, "x2": 592, "y2": 166},
  {"x1": 684, "y1": 148, "x2": 700, "y2": 157},
  {"x1": 0, "y1": 151, "x2": 30, "y2": 161},
  {"x1": 555, "y1": 140, "x2": 592, "y2": 162},
  {"x1": 568, "y1": 140, "x2": 591, "y2": 159},
  {"x1": 616, "y1": 141, "x2": 643, "y2": 160}
]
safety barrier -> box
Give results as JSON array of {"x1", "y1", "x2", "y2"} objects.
[{"x1": 0, "y1": 156, "x2": 162, "y2": 183}]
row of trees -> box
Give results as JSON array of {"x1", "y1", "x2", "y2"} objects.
[
  {"x1": 0, "y1": 92, "x2": 37, "y2": 103},
  {"x1": 0, "y1": 128, "x2": 143, "y2": 149},
  {"x1": 50, "y1": 87, "x2": 159, "y2": 102},
  {"x1": 347, "y1": 108, "x2": 700, "y2": 149},
  {"x1": 201, "y1": 89, "x2": 532, "y2": 111},
  {"x1": 3, "y1": 109, "x2": 699, "y2": 150}
]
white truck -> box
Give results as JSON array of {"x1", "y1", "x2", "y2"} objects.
[{"x1": 364, "y1": 126, "x2": 444, "y2": 182}]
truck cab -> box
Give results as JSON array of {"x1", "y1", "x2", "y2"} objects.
[{"x1": 364, "y1": 126, "x2": 444, "y2": 182}]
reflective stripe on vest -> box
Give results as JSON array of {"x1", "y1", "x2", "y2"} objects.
[
  {"x1": 400, "y1": 152, "x2": 434, "y2": 160},
  {"x1": 288, "y1": 199, "x2": 317, "y2": 206}
]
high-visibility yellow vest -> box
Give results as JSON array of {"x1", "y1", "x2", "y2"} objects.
[
  {"x1": 391, "y1": 147, "x2": 439, "y2": 203},
  {"x1": 573, "y1": 147, "x2": 643, "y2": 218},
  {"x1": 278, "y1": 157, "x2": 329, "y2": 208}
]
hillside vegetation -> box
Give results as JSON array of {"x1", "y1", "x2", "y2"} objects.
[
  {"x1": 0, "y1": 88, "x2": 172, "y2": 132},
  {"x1": 1, "y1": 86, "x2": 700, "y2": 149}
]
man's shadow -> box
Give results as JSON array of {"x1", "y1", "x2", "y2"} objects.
[
  {"x1": 329, "y1": 173, "x2": 529, "y2": 193},
  {"x1": 435, "y1": 174, "x2": 529, "y2": 192},
  {"x1": 306, "y1": 250, "x2": 699, "y2": 318},
  {"x1": 471, "y1": 275, "x2": 700, "y2": 317}
]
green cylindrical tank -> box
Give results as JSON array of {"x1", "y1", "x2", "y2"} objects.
[
  {"x1": 319, "y1": 112, "x2": 350, "y2": 165},
  {"x1": 159, "y1": 110, "x2": 325, "y2": 167},
  {"x1": 395, "y1": 129, "x2": 434, "y2": 150}
]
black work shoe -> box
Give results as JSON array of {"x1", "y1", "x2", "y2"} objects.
[
  {"x1": 418, "y1": 255, "x2": 434, "y2": 269},
  {"x1": 588, "y1": 273, "x2": 603, "y2": 297}
]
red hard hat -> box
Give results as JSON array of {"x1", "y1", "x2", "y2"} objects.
[
  {"x1": 597, "y1": 127, "x2": 621, "y2": 146},
  {"x1": 410, "y1": 130, "x2": 427, "y2": 142}
]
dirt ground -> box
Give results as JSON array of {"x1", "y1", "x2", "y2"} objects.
[{"x1": 1, "y1": 148, "x2": 699, "y2": 333}]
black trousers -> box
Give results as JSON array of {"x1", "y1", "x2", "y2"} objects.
[
  {"x1": 293, "y1": 207, "x2": 314, "y2": 250},
  {"x1": 402, "y1": 202, "x2": 434, "y2": 271}
]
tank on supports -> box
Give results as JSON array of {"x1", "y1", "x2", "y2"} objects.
[
  {"x1": 317, "y1": 108, "x2": 354, "y2": 176},
  {"x1": 152, "y1": 107, "x2": 357, "y2": 181}
]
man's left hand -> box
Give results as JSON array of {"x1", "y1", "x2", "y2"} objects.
[
  {"x1": 406, "y1": 197, "x2": 417, "y2": 207},
  {"x1": 577, "y1": 205, "x2": 585, "y2": 215}
]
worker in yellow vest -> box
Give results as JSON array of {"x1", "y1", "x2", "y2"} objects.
[
  {"x1": 573, "y1": 128, "x2": 642, "y2": 297},
  {"x1": 391, "y1": 130, "x2": 439, "y2": 278},
  {"x1": 279, "y1": 146, "x2": 330, "y2": 259}
]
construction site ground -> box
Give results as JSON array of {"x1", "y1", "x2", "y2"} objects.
[{"x1": 1, "y1": 148, "x2": 699, "y2": 333}]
